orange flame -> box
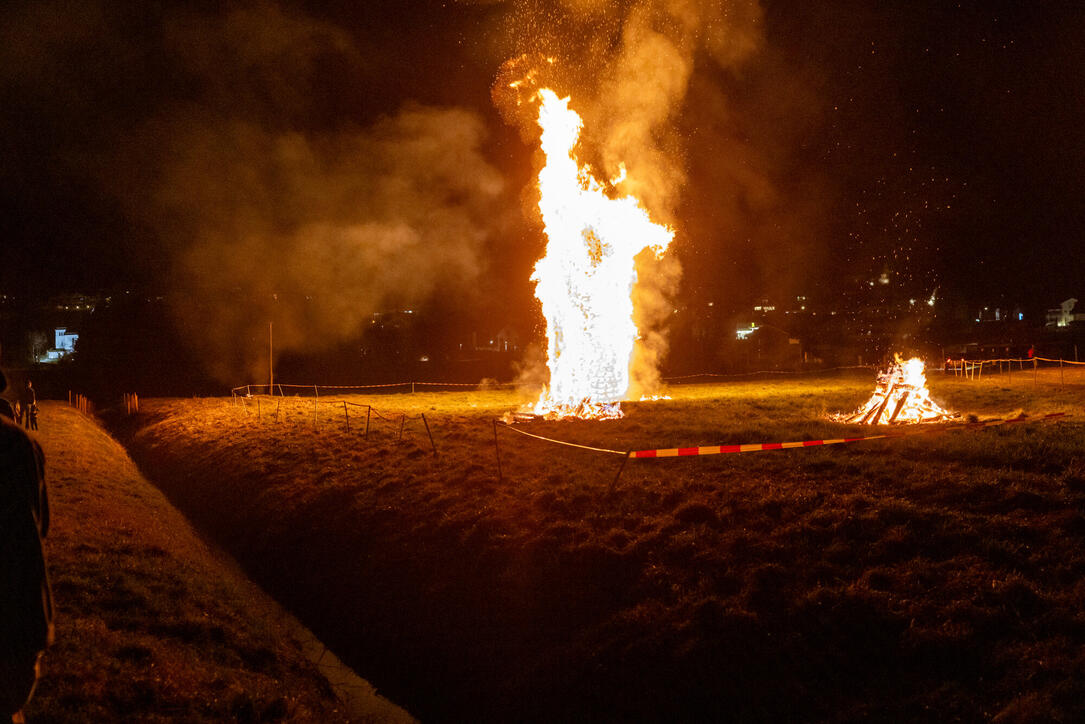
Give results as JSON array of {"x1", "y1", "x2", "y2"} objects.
[
  {"x1": 836, "y1": 356, "x2": 955, "y2": 425},
  {"x1": 529, "y1": 89, "x2": 674, "y2": 420}
]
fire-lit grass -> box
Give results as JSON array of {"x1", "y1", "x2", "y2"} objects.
[
  {"x1": 112, "y1": 372, "x2": 1085, "y2": 722},
  {"x1": 22, "y1": 403, "x2": 369, "y2": 722}
]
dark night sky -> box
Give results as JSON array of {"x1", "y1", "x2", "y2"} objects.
[{"x1": 1, "y1": 0, "x2": 1083, "y2": 317}]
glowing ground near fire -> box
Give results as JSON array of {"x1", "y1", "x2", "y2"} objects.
[{"x1": 113, "y1": 372, "x2": 1085, "y2": 722}]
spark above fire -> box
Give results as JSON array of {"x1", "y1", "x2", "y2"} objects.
[{"x1": 528, "y1": 88, "x2": 674, "y2": 420}]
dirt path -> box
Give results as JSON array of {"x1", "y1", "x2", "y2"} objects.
[{"x1": 22, "y1": 402, "x2": 412, "y2": 722}]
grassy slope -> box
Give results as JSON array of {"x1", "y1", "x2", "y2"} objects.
[
  {"x1": 23, "y1": 402, "x2": 357, "y2": 723},
  {"x1": 116, "y1": 373, "x2": 1085, "y2": 722}
]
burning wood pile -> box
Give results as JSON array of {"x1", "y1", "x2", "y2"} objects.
[{"x1": 835, "y1": 356, "x2": 957, "y2": 425}]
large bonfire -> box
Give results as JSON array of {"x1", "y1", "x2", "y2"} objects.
[
  {"x1": 529, "y1": 89, "x2": 674, "y2": 420},
  {"x1": 835, "y1": 356, "x2": 956, "y2": 425}
]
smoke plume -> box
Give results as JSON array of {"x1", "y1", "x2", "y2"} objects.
[
  {"x1": 95, "y1": 2, "x2": 508, "y2": 383},
  {"x1": 158, "y1": 108, "x2": 504, "y2": 382}
]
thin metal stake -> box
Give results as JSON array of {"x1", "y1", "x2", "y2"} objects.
[
  {"x1": 343, "y1": 401, "x2": 350, "y2": 433},
  {"x1": 607, "y1": 452, "x2": 632, "y2": 496},
  {"x1": 421, "y1": 413, "x2": 437, "y2": 455},
  {"x1": 365, "y1": 406, "x2": 371, "y2": 440},
  {"x1": 398, "y1": 414, "x2": 406, "y2": 441},
  {"x1": 493, "y1": 419, "x2": 503, "y2": 482}
]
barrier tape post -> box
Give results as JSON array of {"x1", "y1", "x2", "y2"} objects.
[
  {"x1": 493, "y1": 420, "x2": 503, "y2": 482},
  {"x1": 343, "y1": 401, "x2": 350, "y2": 433},
  {"x1": 421, "y1": 413, "x2": 437, "y2": 456},
  {"x1": 365, "y1": 406, "x2": 371, "y2": 440},
  {"x1": 256, "y1": 397, "x2": 261, "y2": 426},
  {"x1": 607, "y1": 452, "x2": 632, "y2": 496},
  {"x1": 398, "y1": 414, "x2": 406, "y2": 442}
]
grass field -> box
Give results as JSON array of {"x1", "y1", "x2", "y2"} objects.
[
  {"x1": 111, "y1": 371, "x2": 1085, "y2": 721},
  {"x1": 20, "y1": 402, "x2": 401, "y2": 723}
]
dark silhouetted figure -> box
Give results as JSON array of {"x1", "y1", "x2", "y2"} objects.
[
  {"x1": 0, "y1": 370, "x2": 53, "y2": 723},
  {"x1": 20, "y1": 381, "x2": 35, "y2": 431}
]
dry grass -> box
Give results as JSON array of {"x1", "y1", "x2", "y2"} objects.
[
  {"x1": 111, "y1": 372, "x2": 1085, "y2": 722},
  {"x1": 23, "y1": 403, "x2": 356, "y2": 723}
]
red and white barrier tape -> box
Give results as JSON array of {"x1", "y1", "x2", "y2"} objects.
[
  {"x1": 628, "y1": 413, "x2": 1068, "y2": 459},
  {"x1": 499, "y1": 413, "x2": 1070, "y2": 460}
]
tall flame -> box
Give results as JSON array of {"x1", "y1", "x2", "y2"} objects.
[{"x1": 530, "y1": 89, "x2": 674, "y2": 420}]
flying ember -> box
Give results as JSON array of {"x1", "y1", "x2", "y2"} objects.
[
  {"x1": 835, "y1": 356, "x2": 956, "y2": 425},
  {"x1": 529, "y1": 89, "x2": 674, "y2": 420}
]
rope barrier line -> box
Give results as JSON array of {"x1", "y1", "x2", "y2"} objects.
[
  {"x1": 496, "y1": 412, "x2": 1070, "y2": 462},
  {"x1": 663, "y1": 365, "x2": 875, "y2": 381},
  {"x1": 496, "y1": 422, "x2": 627, "y2": 456},
  {"x1": 233, "y1": 357, "x2": 1085, "y2": 396},
  {"x1": 233, "y1": 380, "x2": 520, "y2": 394}
]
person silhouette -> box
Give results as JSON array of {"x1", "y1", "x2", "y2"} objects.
[
  {"x1": 21, "y1": 381, "x2": 36, "y2": 431},
  {"x1": 0, "y1": 370, "x2": 53, "y2": 723}
]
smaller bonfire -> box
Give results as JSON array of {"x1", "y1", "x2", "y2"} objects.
[{"x1": 835, "y1": 356, "x2": 956, "y2": 425}]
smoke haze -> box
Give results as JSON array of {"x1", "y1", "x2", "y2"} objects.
[
  {"x1": 156, "y1": 107, "x2": 505, "y2": 382},
  {"x1": 0, "y1": 1, "x2": 510, "y2": 382}
]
